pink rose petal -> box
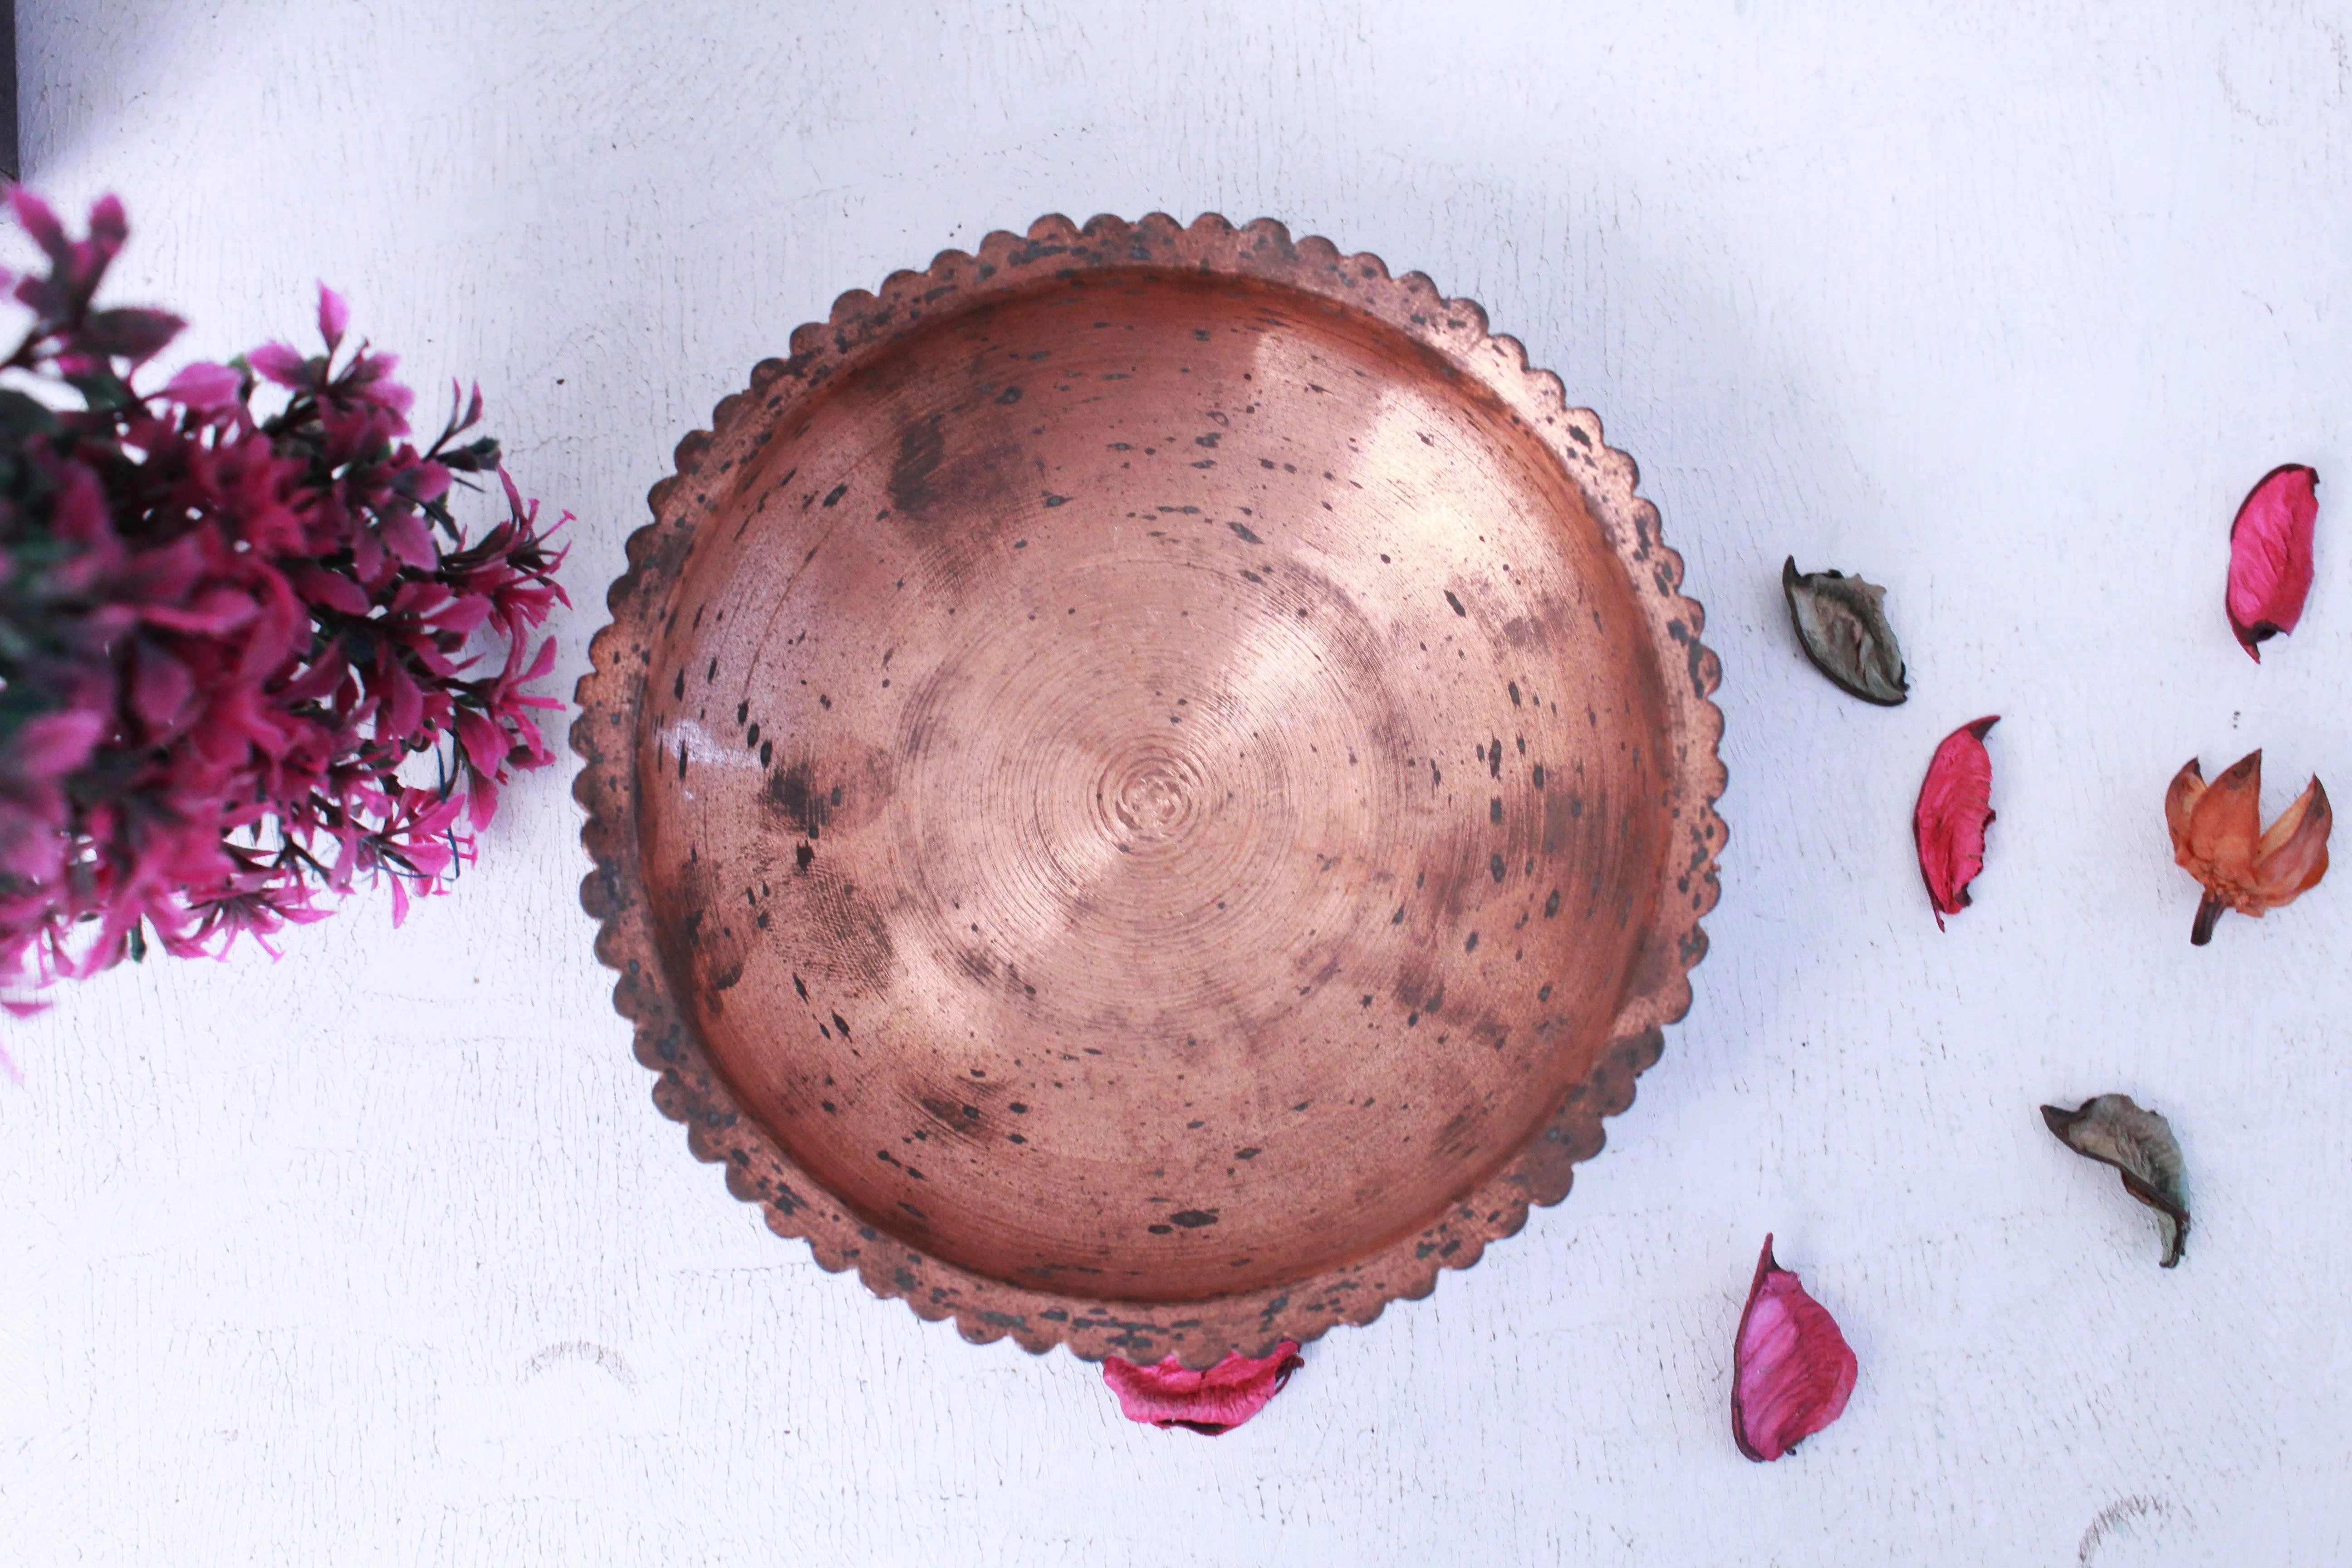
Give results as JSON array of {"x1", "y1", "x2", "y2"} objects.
[
  {"x1": 1102, "y1": 1342, "x2": 1303, "y2": 1435},
  {"x1": 1913, "y1": 715, "x2": 1999, "y2": 929},
  {"x1": 1732, "y1": 1235, "x2": 1858, "y2": 1463},
  {"x1": 2227, "y1": 463, "x2": 2318, "y2": 661}
]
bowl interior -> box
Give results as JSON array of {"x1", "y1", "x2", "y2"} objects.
[{"x1": 634, "y1": 266, "x2": 1670, "y2": 1303}]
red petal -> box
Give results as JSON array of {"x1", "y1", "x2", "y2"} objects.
[
  {"x1": 80, "y1": 306, "x2": 183, "y2": 363},
  {"x1": 464, "y1": 765, "x2": 500, "y2": 832},
  {"x1": 287, "y1": 564, "x2": 372, "y2": 617},
  {"x1": 1, "y1": 710, "x2": 105, "y2": 780},
  {"x1": 454, "y1": 706, "x2": 506, "y2": 775},
  {"x1": 247, "y1": 341, "x2": 309, "y2": 388},
  {"x1": 2226, "y1": 464, "x2": 2318, "y2": 661},
  {"x1": 1912, "y1": 715, "x2": 1999, "y2": 929},
  {"x1": 378, "y1": 658, "x2": 424, "y2": 739},
  {"x1": 1732, "y1": 1235, "x2": 1858, "y2": 1462},
  {"x1": 381, "y1": 508, "x2": 438, "y2": 570},
  {"x1": 162, "y1": 360, "x2": 244, "y2": 413},
  {"x1": 9, "y1": 187, "x2": 66, "y2": 257},
  {"x1": 1102, "y1": 1343, "x2": 1303, "y2": 1435},
  {"x1": 317, "y1": 283, "x2": 349, "y2": 353},
  {"x1": 2252, "y1": 775, "x2": 2332, "y2": 902},
  {"x1": 130, "y1": 642, "x2": 195, "y2": 730}
]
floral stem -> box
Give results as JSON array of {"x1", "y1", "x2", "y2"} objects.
[{"x1": 2190, "y1": 891, "x2": 2226, "y2": 946}]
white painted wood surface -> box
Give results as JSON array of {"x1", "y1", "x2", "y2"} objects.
[{"x1": 6, "y1": 2, "x2": 2350, "y2": 1561}]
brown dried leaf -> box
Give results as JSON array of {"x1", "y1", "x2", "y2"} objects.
[
  {"x1": 2040, "y1": 1094, "x2": 2190, "y2": 1268},
  {"x1": 1782, "y1": 556, "x2": 1909, "y2": 705}
]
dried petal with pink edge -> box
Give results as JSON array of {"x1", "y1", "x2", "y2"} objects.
[
  {"x1": 1913, "y1": 715, "x2": 1999, "y2": 928},
  {"x1": 1732, "y1": 1235, "x2": 1858, "y2": 1463},
  {"x1": 2226, "y1": 464, "x2": 2318, "y2": 661},
  {"x1": 1102, "y1": 1342, "x2": 1303, "y2": 1435}
]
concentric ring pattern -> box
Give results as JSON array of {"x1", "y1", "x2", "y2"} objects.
[{"x1": 573, "y1": 213, "x2": 1724, "y2": 1364}]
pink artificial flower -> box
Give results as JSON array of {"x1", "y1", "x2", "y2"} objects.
[
  {"x1": 1101, "y1": 1343, "x2": 1304, "y2": 1435},
  {"x1": 0, "y1": 191, "x2": 568, "y2": 998}
]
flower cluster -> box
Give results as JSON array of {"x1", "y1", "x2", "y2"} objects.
[{"x1": 0, "y1": 191, "x2": 566, "y2": 1009}]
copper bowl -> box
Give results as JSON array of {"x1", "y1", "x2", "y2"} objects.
[{"x1": 573, "y1": 214, "x2": 1724, "y2": 1364}]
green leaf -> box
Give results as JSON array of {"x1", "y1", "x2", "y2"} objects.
[{"x1": 0, "y1": 390, "x2": 59, "y2": 443}]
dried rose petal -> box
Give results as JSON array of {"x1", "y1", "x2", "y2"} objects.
[
  {"x1": 1913, "y1": 715, "x2": 1999, "y2": 928},
  {"x1": 1782, "y1": 557, "x2": 1909, "y2": 705},
  {"x1": 1731, "y1": 1235, "x2": 1858, "y2": 1462},
  {"x1": 2041, "y1": 1095, "x2": 2190, "y2": 1267},
  {"x1": 1102, "y1": 1342, "x2": 1303, "y2": 1435},
  {"x1": 2166, "y1": 750, "x2": 2330, "y2": 945},
  {"x1": 2226, "y1": 464, "x2": 2318, "y2": 662}
]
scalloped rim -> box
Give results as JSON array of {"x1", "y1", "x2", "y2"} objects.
[{"x1": 571, "y1": 212, "x2": 1726, "y2": 1366}]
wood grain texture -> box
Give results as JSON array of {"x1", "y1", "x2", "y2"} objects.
[{"x1": 5, "y1": 1, "x2": 2350, "y2": 1562}]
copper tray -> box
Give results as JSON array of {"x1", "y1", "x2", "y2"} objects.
[{"x1": 574, "y1": 214, "x2": 1724, "y2": 1365}]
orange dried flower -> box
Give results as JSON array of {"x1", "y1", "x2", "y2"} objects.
[{"x1": 2166, "y1": 750, "x2": 2331, "y2": 945}]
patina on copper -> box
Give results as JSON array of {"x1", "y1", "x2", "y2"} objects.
[{"x1": 573, "y1": 213, "x2": 1725, "y2": 1365}]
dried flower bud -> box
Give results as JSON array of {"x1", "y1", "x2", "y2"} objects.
[
  {"x1": 2226, "y1": 465, "x2": 2318, "y2": 662},
  {"x1": 1102, "y1": 1342, "x2": 1303, "y2": 1435},
  {"x1": 1913, "y1": 715, "x2": 1999, "y2": 928},
  {"x1": 2041, "y1": 1095, "x2": 2190, "y2": 1267},
  {"x1": 2166, "y1": 750, "x2": 2330, "y2": 945},
  {"x1": 1781, "y1": 557, "x2": 1909, "y2": 704},
  {"x1": 1731, "y1": 1235, "x2": 1858, "y2": 1462}
]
